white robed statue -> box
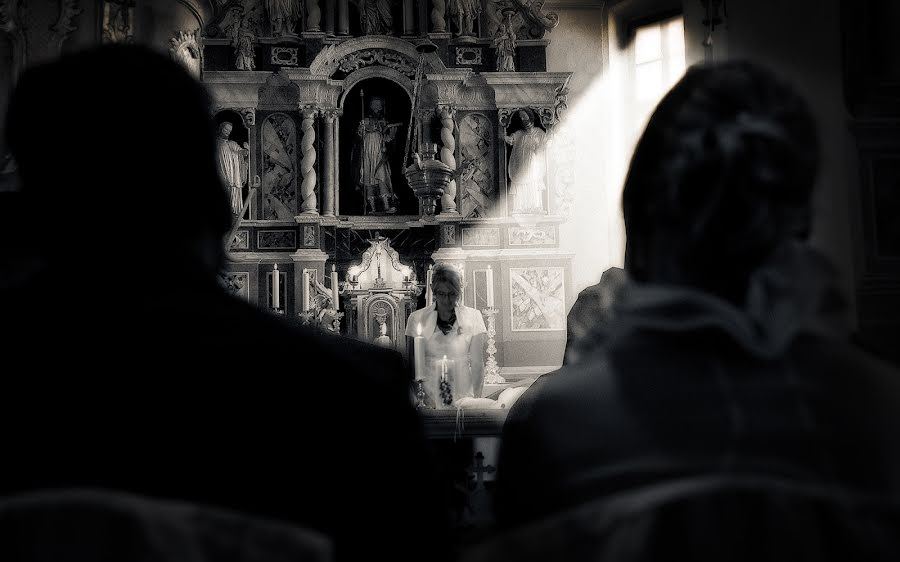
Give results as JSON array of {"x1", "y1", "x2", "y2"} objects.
[
  {"x1": 216, "y1": 121, "x2": 250, "y2": 216},
  {"x1": 504, "y1": 109, "x2": 547, "y2": 214}
]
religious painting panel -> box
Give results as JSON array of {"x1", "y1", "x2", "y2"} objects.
[
  {"x1": 262, "y1": 112, "x2": 298, "y2": 219},
  {"x1": 509, "y1": 266, "x2": 565, "y2": 331},
  {"x1": 459, "y1": 113, "x2": 497, "y2": 218}
]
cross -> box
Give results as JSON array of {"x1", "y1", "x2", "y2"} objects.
[{"x1": 470, "y1": 451, "x2": 496, "y2": 489}]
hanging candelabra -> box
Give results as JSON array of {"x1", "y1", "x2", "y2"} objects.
[{"x1": 403, "y1": 41, "x2": 453, "y2": 217}]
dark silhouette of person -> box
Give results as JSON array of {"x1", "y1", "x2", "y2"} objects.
[
  {"x1": 1, "y1": 44, "x2": 449, "y2": 562},
  {"x1": 490, "y1": 61, "x2": 900, "y2": 558}
]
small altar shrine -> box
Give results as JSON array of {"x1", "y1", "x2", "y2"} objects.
[{"x1": 206, "y1": 0, "x2": 574, "y2": 386}]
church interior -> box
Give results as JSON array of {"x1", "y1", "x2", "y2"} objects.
[{"x1": 1, "y1": 0, "x2": 898, "y2": 551}]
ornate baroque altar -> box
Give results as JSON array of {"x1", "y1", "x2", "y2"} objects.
[{"x1": 203, "y1": 0, "x2": 575, "y2": 378}]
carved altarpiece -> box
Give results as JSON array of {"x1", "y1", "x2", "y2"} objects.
[{"x1": 204, "y1": 1, "x2": 574, "y2": 377}]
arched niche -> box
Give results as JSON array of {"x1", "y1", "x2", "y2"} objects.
[
  {"x1": 339, "y1": 75, "x2": 415, "y2": 216},
  {"x1": 213, "y1": 109, "x2": 251, "y2": 218},
  {"x1": 261, "y1": 112, "x2": 298, "y2": 220}
]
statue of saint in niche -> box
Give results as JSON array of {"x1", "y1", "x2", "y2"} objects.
[
  {"x1": 505, "y1": 108, "x2": 547, "y2": 214},
  {"x1": 355, "y1": 96, "x2": 402, "y2": 214},
  {"x1": 216, "y1": 121, "x2": 250, "y2": 216}
]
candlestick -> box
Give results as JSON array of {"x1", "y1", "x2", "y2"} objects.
[
  {"x1": 302, "y1": 271, "x2": 310, "y2": 312},
  {"x1": 486, "y1": 265, "x2": 494, "y2": 309},
  {"x1": 272, "y1": 264, "x2": 280, "y2": 310},
  {"x1": 482, "y1": 307, "x2": 505, "y2": 384},
  {"x1": 331, "y1": 264, "x2": 339, "y2": 310}
]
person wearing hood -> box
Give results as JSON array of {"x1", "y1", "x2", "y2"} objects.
[{"x1": 491, "y1": 61, "x2": 900, "y2": 551}]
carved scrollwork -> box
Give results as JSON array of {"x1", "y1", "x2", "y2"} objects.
[
  {"x1": 555, "y1": 76, "x2": 570, "y2": 122},
  {"x1": 538, "y1": 106, "x2": 554, "y2": 128},
  {"x1": 498, "y1": 108, "x2": 513, "y2": 128},
  {"x1": 238, "y1": 108, "x2": 256, "y2": 127},
  {"x1": 170, "y1": 29, "x2": 202, "y2": 80},
  {"x1": 337, "y1": 49, "x2": 418, "y2": 79}
]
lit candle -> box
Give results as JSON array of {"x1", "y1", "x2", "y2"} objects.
[
  {"x1": 486, "y1": 265, "x2": 494, "y2": 309},
  {"x1": 426, "y1": 264, "x2": 433, "y2": 307},
  {"x1": 413, "y1": 324, "x2": 426, "y2": 381},
  {"x1": 331, "y1": 264, "x2": 339, "y2": 310},
  {"x1": 272, "y1": 264, "x2": 280, "y2": 310},
  {"x1": 441, "y1": 354, "x2": 448, "y2": 379},
  {"x1": 302, "y1": 271, "x2": 310, "y2": 312}
]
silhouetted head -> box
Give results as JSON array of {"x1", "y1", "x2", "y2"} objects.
[
  {"x1": 622, "y1": 61, "x2": 819, "y2": 303},
  {"x1": 6, "y1": 44, "x2": 231, "y2": 269}
]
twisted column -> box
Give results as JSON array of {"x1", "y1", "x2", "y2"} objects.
[
  {"x1": 322, "y1": 110, "x2": 337, "y2": 217},
  {"x1": 306, "y1": 0, "x2": 321, "y2": 31},
  {"x1": 300, "y1": 108, "x2": 318, "y2": 214},
  {"x1": 438, "y1": 105, "x2": 458, "y2": 214},
  {"x1": 431, "y1": 0, "x2": 446, "y2": 33}
]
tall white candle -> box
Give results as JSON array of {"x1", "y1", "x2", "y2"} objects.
[
  {"x1": 331, "y1": 264, "x2": 339, "y2": 310},
  {"x1": 413, "y1": 325, "x2": 426, "y2": 381},
  {"x1": 426, "y1": 264, "x2": 433, "y2": 307},
  {"x1": 302, "y1": 271, "x2": 310, "y2": 312},
  {"x1": 486, "y1": 265, "x2": 494, "y2": 308},
  {"x1": 272, "y1": 264, "x2": 280, "y2": 310}
]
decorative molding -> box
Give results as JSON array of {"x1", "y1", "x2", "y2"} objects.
[
  {"x1": 462, "y1": 227, "x2": 501, "y2": 246},
  {"x1": 442, "y1": 224, "x2": 458, "y2": 245},
  {"x1": 229, "y1": 229, "x2": 250, "y2": 250},
  {"x1": 258, "y1": 229, "x2": 297, "y2": 249},
  {"x1": 508, "y1": 225, "x2": 556, "y2": 245},
  {"x1": 271, "y1": 46, "x2": 299, "y2": 66},
  {"x1": 50, "y1": 0, "x2": 83, "y2": 53},
  {"x1": 336, "y1": 48, "x2": 418, "y2": 79},
  {"x1": 455, "y1": 46, "x2": 483, "y2": 66},
  {"x1": 309, "y1": 36, "x2": 448, "y2": 77},
  {"x1": 483, "y1": 72, "x2": 572, "y2": 111}
]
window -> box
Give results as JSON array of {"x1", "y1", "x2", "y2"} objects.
[{"x1": 632, "y1": 16, "x2": 686, "y2": 120}]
